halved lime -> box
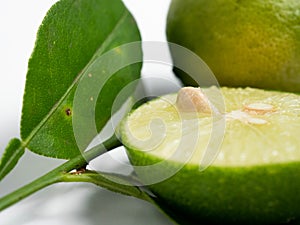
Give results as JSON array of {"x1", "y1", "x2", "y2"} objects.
[{"x1": 120, "y1": 87, "x2": 300, "y2": 225}]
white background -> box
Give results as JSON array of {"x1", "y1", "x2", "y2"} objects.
[{"x1": 0, "y1": 0, "x2": 179, "y2": 224}]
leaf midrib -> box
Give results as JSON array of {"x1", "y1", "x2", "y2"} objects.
[{"x1": 22, "y1": 10, "x2": 129, "y2": 147}]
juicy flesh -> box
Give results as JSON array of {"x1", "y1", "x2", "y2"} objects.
[{"x1": 123, "y1": 87, "x2": 300, "y2": 166}]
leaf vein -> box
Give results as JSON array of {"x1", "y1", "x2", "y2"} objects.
[{"x1": 23, "y1": 10, "x2": 130, "y2": 147}]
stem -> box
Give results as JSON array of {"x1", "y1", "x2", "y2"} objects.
[
  {"x1": 61, "y1": 171, "x2": 153, "y2": 202},
  {"x1": 0, "y1": 135, "x2": 121, "y2": 211}
]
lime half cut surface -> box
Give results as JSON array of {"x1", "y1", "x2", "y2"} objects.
[{"x1": 120, "y1": 87, "x2": 300, "y2": 225}]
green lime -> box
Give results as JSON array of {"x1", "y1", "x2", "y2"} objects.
[
  {"x1": 167, "y1": 0, "x2": 300, "y2": 92},
  {"x1": 120, "y1": 87, "x2": 300, "y2": 224}
]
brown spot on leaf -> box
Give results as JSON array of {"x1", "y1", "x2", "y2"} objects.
[{"x1": 65, "y1": 108, "x2": 72, "y2": 116}]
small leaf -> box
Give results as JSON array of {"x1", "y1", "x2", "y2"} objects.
[
  {"x1": 0, "y1": 138, "x2": 25, "y2": 181},
  {"x1": 21, "y1": 0, "x2": 142, "y2": 159}
]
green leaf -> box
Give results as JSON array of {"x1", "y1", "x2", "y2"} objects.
[
  {"x1": 0, "y1": 138, "x2": 25, "y2": 181},
  {"x1": 21, "y1": 0, "x2": 142, "y2": 159}
]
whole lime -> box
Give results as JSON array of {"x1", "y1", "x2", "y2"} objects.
[
  {"x1": 167, "y1": 0, "x2": 300, "y2": 92},
  {"x1": 120, "y1": 87, "x2": 300, "y2": 224}
]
